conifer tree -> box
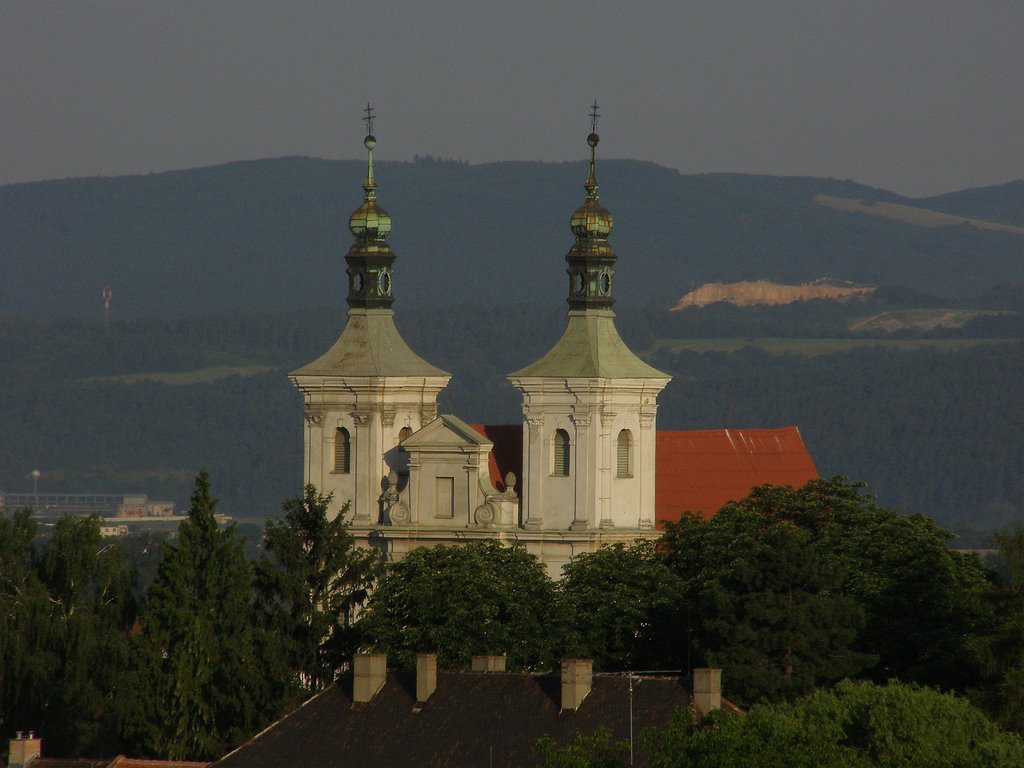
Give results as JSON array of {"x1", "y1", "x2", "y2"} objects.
[
  {"x1": 39, "y1": 515, "x2": 134, "y2": 755},
  {"x1": 121, "y1": 470, "x2": 259, "y2": 761},
  {"x1": 0, "y1": 509, "x2": 52, "y2": 751},
  {"x1": 255, "y1": 485, "x2": 378, "y2": 696}
]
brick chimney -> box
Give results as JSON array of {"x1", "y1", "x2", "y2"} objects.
[
  {"x1": 353, "y1": 653, "x2": 387, "y2": 703},
  {"x1": 470, "y1": 654, "x2": 506, "y2": 673},
  {"x1": 8, "y1": 731, "x2": 42, "y2": 767},
  {"x1": 560, "y1": 659, "x2": 592, "y2": 711},
  {"x1": 416, "y1": 654, "x2": 437, "y2": 702},
  {"x1": 692, "y1": 668, "x2": 722, "y2": 714}
]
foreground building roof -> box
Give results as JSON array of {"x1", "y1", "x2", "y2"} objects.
[{"x1": 213, "y1": 667, "x2": 716, "y2": 768}]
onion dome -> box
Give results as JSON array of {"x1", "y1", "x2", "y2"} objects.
[
  {"x1": 565, "y1": 108, "x2": 617, "y2": 311},
  {"x1": 345, "y1": 106, "x2": 396, "y2": 311},
  {"x1": 569, "y1": 132, "x2": 614, "y2": 240},
  {"x1": 348, "y1": 134, "x2": 393, "y2": 241}
]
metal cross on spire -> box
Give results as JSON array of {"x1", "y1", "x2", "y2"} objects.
[
  {"x1": 363, "y1": 102, "x2": 376, "y2": 136},
  {"x1": 589, "y1": 100, "x2": 600, "y2": 134}
]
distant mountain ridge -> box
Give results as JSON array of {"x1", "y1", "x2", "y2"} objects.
[{"x1": 1, "y1": 157, "x2": 1021, "y2": 319}]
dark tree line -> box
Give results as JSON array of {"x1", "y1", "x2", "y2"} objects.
[
  {"x1": 4, "y1": 473, "x2": 1024, "y2": 762},
  {"x1": 0, "y1": 474, "x2": 373, "y2": 762}
]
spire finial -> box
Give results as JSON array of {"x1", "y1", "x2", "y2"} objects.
[
  {"x1": 349, "y1": 103, "x2": 391, "y2": 244},
  {"x1": 363, "y1": 102, "x2": 376, "y2": 137},
  {"x1": 585, "y1": 100, "x2": 600, "y2": 199},
  {"x1": 362, "y1": 102, "x2": 377, "y2": 197}
]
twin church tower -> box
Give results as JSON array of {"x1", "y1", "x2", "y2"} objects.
[{"x1": 290, "y1": 109, "x2": 670, "y2": 574}]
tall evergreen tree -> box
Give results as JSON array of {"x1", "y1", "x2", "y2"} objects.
[
  {"x1": 1, "y1": 511, "x2": 136, "y2": 759},
  {"x1": 255, "y1": 485, "x2": 378, "y2": 696},
  {"x1": 38, "y1": 515, "x2": 135, "y2": 756},
  {"x1": 120, "y1": 470, "x2": 259, "y2": 761},
  {"x1": 0, "y1": 509, "x2": 52, "y2": 752}
]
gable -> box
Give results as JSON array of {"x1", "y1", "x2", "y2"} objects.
[{"x1": 403, "y1": 414, "x2": 493, "y2": 450}]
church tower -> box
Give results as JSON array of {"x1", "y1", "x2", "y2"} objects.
[
  {"x1": 290, "y1": 109, "x2": 450, "y2": 522},
  {"x1": 508, "y1": 108, "x2": 670, "y2": 532}
]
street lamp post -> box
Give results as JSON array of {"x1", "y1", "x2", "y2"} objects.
[{"x1": 31, "y1": 469, "x2": 41, "y2": 510}]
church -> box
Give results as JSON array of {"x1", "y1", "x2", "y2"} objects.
[{"x1": 289, "y1": 113, "x2": 818, "y2": 576}]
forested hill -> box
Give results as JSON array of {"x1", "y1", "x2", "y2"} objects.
[
  {"x1": 1, "y1": 157, "x2": 1021, "y2": 320},
  {"x1": 1, "y1": 299, "x2": 1021, "y2": 542}
]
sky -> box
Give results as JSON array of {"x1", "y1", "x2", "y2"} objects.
[{"x1": 1, "y1": 1, "x2": 1021, "y2": 197}]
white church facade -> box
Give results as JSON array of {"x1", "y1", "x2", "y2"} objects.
[{"x1": 291, "y1": 117, "x2": 818, "y2": 576}]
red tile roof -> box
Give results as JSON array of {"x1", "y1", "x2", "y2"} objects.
[
  {"x1": 470, "y1": 424, "x2": 522, "y2": 493},
  {"x1": 656, "y1": 428, "x2": 818, "y2": 525}
]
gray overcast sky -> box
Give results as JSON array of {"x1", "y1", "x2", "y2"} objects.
[{"x1": 1, "y1": 1, "x2": 1021, "y2": 196}]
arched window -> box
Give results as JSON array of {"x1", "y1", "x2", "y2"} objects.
[
  {"x1": 616, "y1": 429, "x2": 632, "y2": 477},
  {"x1": 552, "y1": 429, "x2": 570, "y2": 476},
  {"x1": 334, "y1": 427, "x2": 351, "y2": 473},
  {"x1": 399, "y1": 426, "x2": 412, "y2": 443}
]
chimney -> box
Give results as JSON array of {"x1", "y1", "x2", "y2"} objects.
[
  {"x1": 692, "y1": 668, "x2": 722, "y2": 714},
  {"x1": 416, "y1": 654, "x2": 437, "y2": 702},
  {"x1": 470, "y1": 654, "x2": 506, "y2": 673},
  {"x1": 8, "y1": 731, "x2": 42, "y2": 767},
  {"x1": 353, "y1": 653, "x2": 387, "y2": 703},
  {"x1": 560, "y1": 659, "x2": 592, "y2": 711}
]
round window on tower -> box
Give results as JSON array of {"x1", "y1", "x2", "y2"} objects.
[
  {"x1": 574, "y1": 273, "x2": 585, "y2": 294},
  {"x1": 378, "y1": 271, "x2": 391, "y2": 295},
  {"x1": 352, "y1": 272, "x2": 364, "y2": 293},
  {"x1": 600, "y1": 272, "x2": 611, "y2": 294}
]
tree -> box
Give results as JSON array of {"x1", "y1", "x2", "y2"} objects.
[
  {"x1": 0, "y1": 509, "x2": 53, "y2": 752},
  {"x1": 120, "y1": 470, "x2": 260, "y2": 761},
  {"x1": 663, "y1": 477, "x2": 998, "y2": 701},
  {"x1": 535, "y1": 727, "x2": 630, "y2": 768},
  {"x1": 807, "y1": 479, "x2": 996, "y2": 689},
  {"x1": 359, "y1": 542, "x2": 558, "y2": 670},
  {"x1": 1, "y1": 511, "x2": 136, "y2": 759},
  {"x1": 37, "y1": 515, "x2": 134, "y2": 756},
  {"x1": 255, "y1": 485, "x2": 378, "y2": 696},
  {"x1": 663, "y1": 504, "x2": 873, "y2": 704},
  {"x1": 643, "y1": 680, "x2": 1024, "y2": 768},
  {"x1": 559, "y1": 540, "x2": 684, "y2": 670},
  {"x1": 972, "y1": 528, "x2": 1024, "y2": 732}
]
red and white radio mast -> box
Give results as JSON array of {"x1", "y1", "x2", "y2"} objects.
[{"x1": 102, "y1": 285, "x2": 113, "y2": 333}]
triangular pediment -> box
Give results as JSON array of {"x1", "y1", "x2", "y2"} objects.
[{"x1": 403, "y1": 414, "x2": 494, "y2": 450}]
